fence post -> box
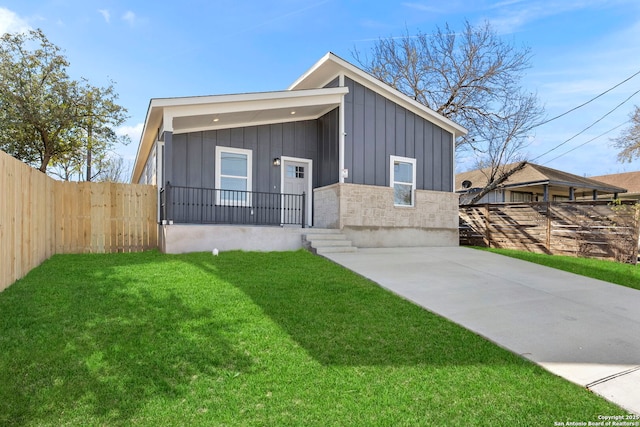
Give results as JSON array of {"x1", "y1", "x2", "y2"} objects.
[
  {"x1": 632, "y1": 202, "x2": 640, "y2": 265},
  {"x1": 545, "y1": 201, "x2": 551, "y2": 253},
  {"x1": 160, "y1": 186, "x2": 165, "y2": 223},
  {"x1": 301, "y1": 192, "x2": 306, "y2": 228},
  {"x1": 165, "y1": 181, "x2": 171, "y2": 223},
  {"x1": 484, "y1": 204, "x2": 491, "y2": 247}
]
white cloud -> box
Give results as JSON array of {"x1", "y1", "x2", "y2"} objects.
[
  {"x1": 98, "y1": 9, "x2": 111, "y2": 24},
  {"x1": 401, "y1": 2, "x2": 445, "y2": 13},
  {"x1": 485, "y1": 0, "x2": 630, "y2": 35},
  {"x1": 116, "y1": 123, "x2": 144, "y2": 161},
  {"x1": 401, "y1": 1, "x2": 475, "y2": 15},
  {"x1": 0, "y1": 7, "x2": 31, "y2": 34},
  {"x1": 122, "y1": 11, "x2": 136, "y2": 27},
  {"x1": 489, "y1": 0, "x2": 527, "y2": 9},
  {"x1": 117, "y1": 123, "x2": 144, "y2": 144}
]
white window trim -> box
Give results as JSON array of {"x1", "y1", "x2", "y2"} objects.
[
  {"x1": 215, "y1": 146, "x2": 253, "y2": 206},
  {"x1": 390, "y1": 155, "x2": 417, "y2": 207}
]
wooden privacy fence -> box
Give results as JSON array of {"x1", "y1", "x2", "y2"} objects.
[
  {"x1": 1, "y1": 150, "x2": 158, "y2": 292},
  {"x1": 459, "y1": 201, "x2": 640, "y2": 264},
  {"x1": 54, "y1": 181, "x2": 157, "y2": 254}
]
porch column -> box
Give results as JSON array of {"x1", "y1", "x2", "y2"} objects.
[
  {"x1": 592, "y1": 189, "x2": 598, "y2": 200},
  {"x1": 163, "y1": 131, "x2": 173, "y2": 220},
  {"x1": 569, "y1": 187, "x2": 575, "y2": 201},
  {"x1": 543, "y1": 184, "x2": 549, "y2": 202},
  {"x1": 156, "y1": 139, "x2": 165, "y2": 222}
]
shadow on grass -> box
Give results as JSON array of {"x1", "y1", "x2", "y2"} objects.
[
  {"x1": 1, "y1": 250, "x2": 536, "y2": 425},
  {"x1": 198, "y1": 250, "x2": 524, "y2": 367},
  {"x1": 0, "y1": 251, "x2": 252, "y2": 426}
]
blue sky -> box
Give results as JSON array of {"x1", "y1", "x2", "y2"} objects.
[{"x1": 2, "y1": 0, "x2": 640, "y2": 178}]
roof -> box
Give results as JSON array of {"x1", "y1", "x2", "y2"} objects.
[
  {"x1": 132, "y1": 52, "x2": 468, "y2": 184},
  {"x1": 590, "y1": 171, "x2": 640, "y2": 195},
  {"x1": 456, "y1": 162, "x2": 627, "y2": 195},
  {"x1": 289, "y1": 52, "x2": 467, "y2": 137}
]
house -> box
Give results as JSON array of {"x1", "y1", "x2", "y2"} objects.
[
  {"x1": 131, "y1": 52, "x2": 467, "y2": 253},
  {"x1": 590, "y1": 171, "x2": 640, "y2": 201},
  {"x1": 456, "y1": 162, "x2": 626, "y2": 205}
]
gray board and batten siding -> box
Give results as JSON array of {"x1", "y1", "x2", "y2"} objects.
[
  {"x1": 166, "y1": 113, "x2": 339, "y2": 192},
  {"x1": 160, "y1": 75, "x2": 454, "y2": 223},
  {"x1": 342, "y1": 77, "x2": 454, "y2": 192},
  {"x1": 163, "y1": 117, "x2": 336, "y2": 225}
]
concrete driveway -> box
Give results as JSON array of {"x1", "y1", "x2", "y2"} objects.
[{"x1": 322, "y1": 247, "x2": 640, "y2": 415}]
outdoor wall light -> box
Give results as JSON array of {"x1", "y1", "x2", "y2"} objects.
[{"x1": 273, "y1": 157, "x2": 281, "y2": 166}]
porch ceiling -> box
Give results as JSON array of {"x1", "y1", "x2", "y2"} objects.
[
  {"x1": 507, "y1": 182, "x2": 624, "y2": 196},
  {"x1": 160, "y1": 87, "x2": 348, "y2": 135},
  {"x1": 172, "y1": 102, "x2": 337, "y2": 134}
]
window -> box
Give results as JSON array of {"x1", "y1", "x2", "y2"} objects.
[
  {"x1": 390, "y1": 155, "x2": 416, "y2": 206},
  {"x1": 286, "y1": 165, "x2": 304, "y2": 178},
  {"x1": 215, "y1": 146, "x2": 252, "y2": 205},
  {"x1": 510, "y1": 191, "x2": 533, "y2": 202}
]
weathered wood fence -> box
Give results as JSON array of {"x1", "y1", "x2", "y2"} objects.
[
  {"x1": 1, "y1": 150, "x2": 158, "y2": 291},
  {"x1": 459, "y1": 201, "x2": 640, "y2": 264}
]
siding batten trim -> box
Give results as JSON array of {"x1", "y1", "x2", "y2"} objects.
[
  {"x1": 451, "y1": 131, "x2": 456, "y2": 192},
  {"x1": 339, "y1": 73, "x2": 346, "y2": 184}
]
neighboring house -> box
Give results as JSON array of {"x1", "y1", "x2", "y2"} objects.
[
  {"x1": 590, "y1": 171, "x2": 640, "y2": 201},
  {"x1": 456, "y1": 162, "x2": 626, "y2": 205},
  {"x1": 131, "y1": 52, "x2": 467, "y2": 253}
]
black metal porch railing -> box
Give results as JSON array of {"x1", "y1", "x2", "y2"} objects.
[{"x1": 160, "y1": 182, "x2": 306, "y2": 227}]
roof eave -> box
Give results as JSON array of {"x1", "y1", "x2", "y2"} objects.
[
  {"x1": 131, "y1": 98, "x2": 160, "y2": 183},
  {"x1": 289, "y1": 52, "x2": 468, "y2": 137},
  {"x1": 131, "y1": 87, "x2": 349, "y2": 184}
]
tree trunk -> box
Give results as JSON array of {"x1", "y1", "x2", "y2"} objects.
[{"x1": 38, "y1": 157, "x2": 49, "y2": 173}]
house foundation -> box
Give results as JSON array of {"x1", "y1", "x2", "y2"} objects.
[
  {"x1": 314, "y1": 183, "x2": 459, "y2": 247},
  {"x1": 160, "y1": 224, "x2": 310, "y2": 253}
]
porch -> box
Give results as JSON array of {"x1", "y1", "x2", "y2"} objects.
[
  {"x1": 158, "y1": 183, "x2": 322, "y2": 254},
  {"x1": 160, "y1": 182, "x2": 307, "y2": 227}
]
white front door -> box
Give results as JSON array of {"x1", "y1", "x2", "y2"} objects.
[{"x1": 281, "y1": 157, "x2": 312, "y2": 226}]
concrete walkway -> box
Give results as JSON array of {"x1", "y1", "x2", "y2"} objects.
[{"x1": 322, "y1": 247, "x2": 640, "y2": 415}]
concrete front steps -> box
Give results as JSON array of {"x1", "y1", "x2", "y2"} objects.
[{"x1": 302, "y1": 229, "x2": 357, "y2": 255}]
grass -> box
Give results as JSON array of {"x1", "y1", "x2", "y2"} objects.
[
  {"x1": 0, "y1": 250, "x2": 627, "y2": 426},
  {"x1": 478, "y1": 247, "x2": 640, "y2": 291}
]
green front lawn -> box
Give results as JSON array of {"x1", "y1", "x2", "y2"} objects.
[
  {"x1": 0, "y1": 250, "x2": 626, "y2": 426},
  {"x1": 479, "y1": 247, "x2": 640, "y2": 291}
]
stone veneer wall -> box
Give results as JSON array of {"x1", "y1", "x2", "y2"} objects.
[
  {"x1": 313, "y1": 183, "x2": 341, "y2": 228},
  {"x1": 313, "y1": 183, "x2": 459, "y2": 247}
]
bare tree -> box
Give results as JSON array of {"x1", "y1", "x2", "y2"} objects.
[
  {"x1": 613, "y1": 105, "x2": 640, "y2": 162},
  {"x1": 353, "y1": 21, "x2": 543, "y2": 202},
  {"x1": 94, "y1": 155, "x2": 131, "y2": 183}
]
